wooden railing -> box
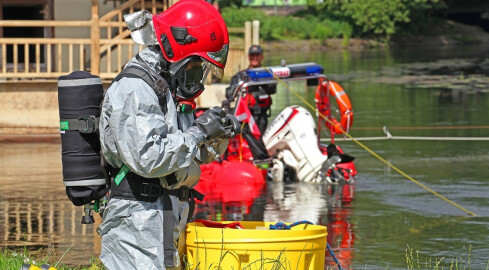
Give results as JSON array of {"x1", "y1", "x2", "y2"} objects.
[
  {"x1": 225, "y1": 47, "x2": 246, "y2": 79},
  {"x1": 0, "y1": 0, "x2": 250, "y2": 81},
  {"x1": 98, "y1": 0, "x2": 168, "y2": 73},
  {"x1": 0, "y1": 38, "x2": 90, "y2": 78},
  {"x1": 100, "y1": 39, "x2": 144, "y2": 78}
]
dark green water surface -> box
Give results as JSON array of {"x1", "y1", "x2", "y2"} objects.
[
  {"x1": 261, "y1": 45, "x2": 489, "y2": 269},
  {"x1": 1, "y1": 45, "x2": 489, "y2": 269}
]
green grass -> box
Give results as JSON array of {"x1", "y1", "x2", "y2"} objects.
[
  {"x1": 184, "y1": 227, "x2": 338, "y2": 270},
  {"x1": 5, "y1": 244, "x2": 488, "y2": 269},
  {"x1": 0, "y1": 247, "x2": 104, "y2": 270},
  {"x1": 184, "y1": 249, "x2": 294, "y2": 270},
  {"x1": 405, "y1": 245, "x2": 489, "y2": 270}
]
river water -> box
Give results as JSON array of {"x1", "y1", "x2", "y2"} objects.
[{"x1": 1, "y1": 44, "x2": 489, "y2": 269}]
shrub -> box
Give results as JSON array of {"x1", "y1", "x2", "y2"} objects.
[
  {"x1": 221, "y1": 7, "x2": 349, "y2": 41},
  {"x1": 306, "y1": 0, "x2": 447, "y2": 39}
]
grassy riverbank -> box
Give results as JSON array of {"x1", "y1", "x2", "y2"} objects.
[
  {"x1": 0, "y1": 247, "x2": 102, "y2": 270},
  {"x1": 223, "y1": 3, "x2": 489, "y2": 52},
  {"x1": 1, "y1": 245, "x2": 484, "y2": 270},
  {"x1": 245, "y1": 20, "x2": 489, "y2": 52}
]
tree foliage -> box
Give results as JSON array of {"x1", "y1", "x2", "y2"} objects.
[
  {"x1": 307, "y1": 0, "x2": 447, "y2": 39},
  {"x1": 220, "y1": 0, "x2": 463, "y2": 40},
  {"x1": 221, "y1": 6, "x2": 351, "y2": 40}
]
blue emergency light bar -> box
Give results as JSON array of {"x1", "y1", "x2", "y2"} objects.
[{"x1": 246, "y1": 62, "x2": 324, "y2": 80}]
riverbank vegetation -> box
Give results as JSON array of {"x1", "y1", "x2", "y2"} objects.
[
  {"x1": 222, "y1": 7, "x2": 352, "y2": 43},
  {"x1": 405, "y1": 245, "x2": 485, "y2": 270},
  {"x1": 1, "y1": 245, "x2": 485, "y2": 270},
  {"x1": 0, "y1": 247, "x2": 102, "y2": 270},
  {"x1": 220, "y1": 0, "x2": 488, "y2": 46}
]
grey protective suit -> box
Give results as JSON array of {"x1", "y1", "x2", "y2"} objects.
[{"x1": 98, "y1": 47, "x2": 228, "y2": 270}]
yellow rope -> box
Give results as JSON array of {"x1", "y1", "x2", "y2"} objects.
[
  {"x1": 263, "y1": 67, "x2": 476, "y2": 217},
  {"x1": 353, "y1": 125, "x2": 489, "y2": 130},
  {"x1": 239, "y1": 121, "x2": 246, "y2": 162}
]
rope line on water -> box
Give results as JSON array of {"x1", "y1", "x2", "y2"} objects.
[
  {"x1": 353, "y1": 125, "x2": 489, "y2": 130},
  {"x1": 320, "y1": 136, "x2": 489, "y2": 141},
  {"x1": 263, "y1": 67, "x2": 477, "y2": 217}
]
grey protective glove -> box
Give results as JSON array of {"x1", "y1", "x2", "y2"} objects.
[{"x1": 193, "y1": 106, "x2": 239, "y2": 141}]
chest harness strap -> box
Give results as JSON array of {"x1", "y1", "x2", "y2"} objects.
[
  {"x1": 109, "y1": 58, "x2": 204, "y2": 267},
  {"x1": 109, "y1": 168, "x2": 204, "y2": 267}
]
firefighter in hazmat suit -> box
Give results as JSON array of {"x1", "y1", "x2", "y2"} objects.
[{"x1": 97, "y1": 1, "x2": 240, "y2": 269}]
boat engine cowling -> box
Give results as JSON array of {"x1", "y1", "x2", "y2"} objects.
[{"x1": 262, "y1": 106, "x2": 327, "y2": 182}]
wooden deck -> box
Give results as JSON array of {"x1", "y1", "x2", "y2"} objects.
[
  {"x1": 0, "y1": 0, "x2": 254, "y2": 81},
  {"x1": 0, "y1": 0, "x2": 259, "y2": 134}
]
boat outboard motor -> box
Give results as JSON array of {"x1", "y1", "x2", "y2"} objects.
[
  {"x1": 262, "y1": 105, "x2": 328, "y2": 183},
  {"x1": 58, "y1": 71, "x2": 108, "y2": 223}
]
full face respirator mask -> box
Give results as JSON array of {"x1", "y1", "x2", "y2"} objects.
[{"x1": 170, "y1": 57, "x2": 216, "y2": 113}]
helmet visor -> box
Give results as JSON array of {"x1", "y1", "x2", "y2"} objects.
[
  {"x1": 207, "y1": 44, "x2": 228, "y2": 67},
  {"x1": 171, "y1": 56, "x2": 224, "y2": 87},
  {"x1": 184, "y1": 59, "x2": 225, "y2": 83},
  {"x1": 209, "y1": 63, "x2": 224, "y2": 79}
]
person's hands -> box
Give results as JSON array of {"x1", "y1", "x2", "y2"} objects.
[
  {"x1": 223, "y1": 114, "x2": 241, "y2": 138},
  {"x1": 193, "y1": 107, "x2": 240, "y2": 141}
]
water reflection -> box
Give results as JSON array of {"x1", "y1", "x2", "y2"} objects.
[
  {"x1": 194, "y1": 180, "x2": 357, "y2": 269},
  {"x1": 0, "y1": 200, "x2": 101, "y2": 257},
  {"x1": 1, "y1": 142, "x2": 357, "y2": 268},
  {"x1": 264, "y1": 182, "x2": 355, "y2": 269},
  {"x1": 0, "y1": 143, "x2": 101, "y2": 265},
  {"x1": 193, "y1": 179, "x2": 266, "y2": 222}
]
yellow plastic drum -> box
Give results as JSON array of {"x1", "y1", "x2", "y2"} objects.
[{"x1": 185, "y1": 221, "x2": 327, "y2": 270}]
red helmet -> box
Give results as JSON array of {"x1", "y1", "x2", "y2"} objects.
[{"x1": 152, "y1": 0, "x2": 229, "y2": 70}]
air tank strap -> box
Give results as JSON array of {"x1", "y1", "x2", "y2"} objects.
[
  {"x1": 135, "y1": 53, "x2": 170, "y2": 100},
  {"x1": 114, "y1": 65, "x2": 169, "y2": 99},
  {"x1": 109, "y1": 166, "x2": 204, "y2": 268},
  {"x1": 113, "y1": 63, "x2": 170, "y2": 113},
  {"x1": 60, "y1": 115, "x2": 99, "y2": 133}
]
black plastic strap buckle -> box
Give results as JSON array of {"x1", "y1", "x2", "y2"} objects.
[
  {"x1": 190, "y1": 189, "x2": 205, "y2": 201},
  {"x1": 140, "y1": 182, "x2": 162, "y2": 198},
  {"x1": 178, "y1": 186, "x2": 190, "y2": 201},
  {"x1": 79, "y1": 115, "x2": 98, "y2": 133}
]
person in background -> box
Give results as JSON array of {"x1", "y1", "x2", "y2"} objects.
[
  {"x1": 224, "y1": 45, "x2": 277, "y2": 160},
  {"x1": 98, "y1": 1, "x2": 240, "y2": 269},
  {"x1": 226, "y1": 45, "x2": 276, "y2": 134}
]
